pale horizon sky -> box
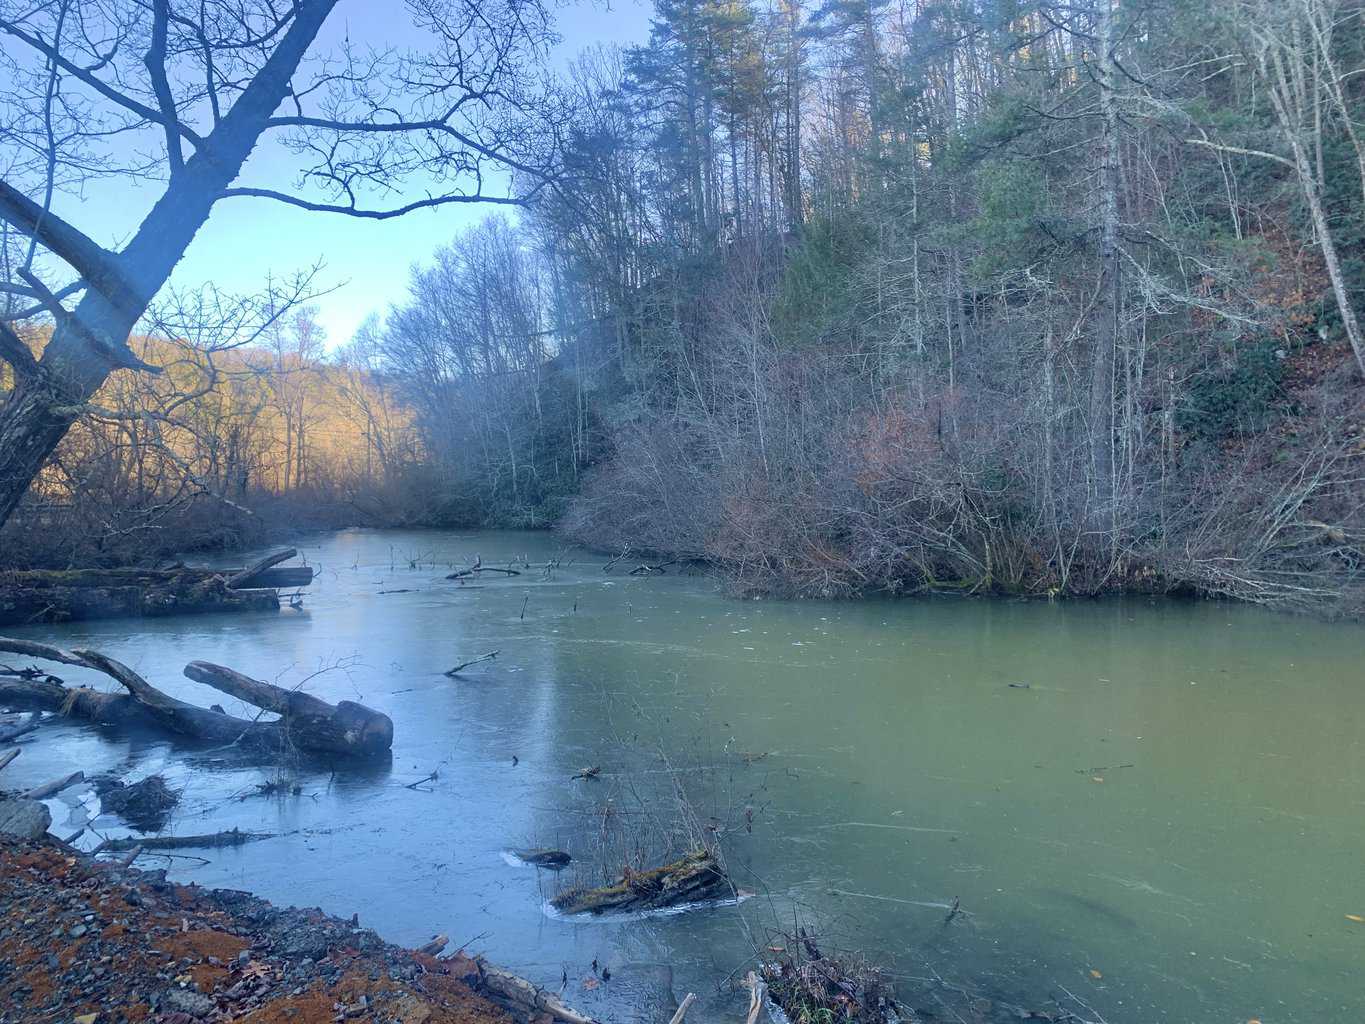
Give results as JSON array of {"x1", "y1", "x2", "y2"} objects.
[{"x1": 44, "y1": 0, "x2": 655, "y2": 349}]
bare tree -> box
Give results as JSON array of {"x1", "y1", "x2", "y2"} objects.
[
  {"x1": 0, "y1": 0, "x2": 561, "y2": 529},
  {"x1": 1189, "y1": 0, "x2": 1365, "y2": 375}
]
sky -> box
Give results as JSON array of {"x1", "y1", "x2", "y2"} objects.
[{"x1": 43, "y1": 0, "x2": 656, "y2": 348}]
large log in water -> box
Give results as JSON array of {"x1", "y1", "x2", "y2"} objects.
[
  {"x1": 550, "y1": 850, "x2": 732, "y2": 915},
  {"x1": 0, "y1": 553, "x2": 313, "y2": 626},
  {"x1": 0, "y1": 638, "x2": 391, "y2": 758}
]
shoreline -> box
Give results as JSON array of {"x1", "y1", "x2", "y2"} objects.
[{"x1": 0, "y1": 833, "x2": 595, "y2": 1024}]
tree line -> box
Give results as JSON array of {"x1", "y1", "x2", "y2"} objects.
[
  {"x1": 362, "y1": 0, "x2": 1364, "y2": 613},
  {"x1": 3, "y1": 0, "x2": 1363, "y2": 614},
  {"x1": 0, "y1": 301, "x2": 419, "y2": 566}
]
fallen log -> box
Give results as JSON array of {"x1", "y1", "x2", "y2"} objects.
[
  {"x1": 184, "y1": 662, "x2": 394, "y2": 757},
  {"x1": 0, "y1": 559, "x2": 314, "y2": 626},
  {"x1": 0, "y1": 638, "x2": 392, "y2": 759},
  {"x1": 550, "y1": 850, "x2": 733, "y2": 915},
  {"x1": 509, "y1": 847, "x2": 572, "y2": 868},
  {"x1": 0, "y1": 748, "x2": 20, "y2": 772},
  {"x1": 473, "y1": 958, "x2": 596, "y2": 1024},
  {"x1": 234, "y1": 567, "x2": 314, "y2": 588},
  {"x1": 93, "y1": 828, "x2": 273, "y2": 852},
  {"x1": 228, "y1": 548, "x2": 297, "y2": 588},
  {"x1": 23, "y1": 770, "x2": 83, "y2": 800}
]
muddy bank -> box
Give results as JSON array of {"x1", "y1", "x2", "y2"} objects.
[{"x1": 0, "y1": 834, "x2": 592, "y2": 1024}]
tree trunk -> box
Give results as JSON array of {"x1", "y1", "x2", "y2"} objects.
[
  {"x1": 1260, "y1": 39, "x2": 1365, "y2": 375},
  {"x1": 0, "y1": 637, "x2": 391, "y2": 758},
  {"x1": 1089, "y1": 0, "x2": 1121, "y2": 522},
  {"x1": 0, "y1": 0, "x2": 337, "y2": 530},
  {"x1": 0, "y1": 371, "x2": 91, "y2": 526}
]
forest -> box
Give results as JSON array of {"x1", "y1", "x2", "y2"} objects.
[{"x1": 2, "y1": 0, "x2": 1364, "y2": 616}]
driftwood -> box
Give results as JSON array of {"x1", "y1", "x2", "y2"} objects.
[
  {"x1": 629, "y1": 560, "x2": 678, "y2": 576},
  {"x1": 740, "y1": 973, "x2": 765, "y2": 1024},
  {"x1": 445, "y1": 650, "x2": 499, "y2": 675},
  {"x1": 227, "y1": 548, "x2": 298, "y2": 588},
  {"x1": 0, "y1": 552, "x2": 313, "y2": 626},
  {"x1": 23, "y1": 770, "x2": 83, "y2": 800},
  {"x1": 404, "y1": 770, "x2": 439, "y2": 790},
  {"x1": 510, "y1": 847, "x2": 572, "y2": 868},
  {"x1": 670, "y1": 991, "x2": 697, "y2": 1024},
  {"x1": 417, "y1": 934, "x2": 450, "y2": 956},
  {"x1": 446, "y1": 567, "x2": 522, "y2": 580},
  {"x1": 0, "y1": 638, "x2": 393, "y2": 758},
  {"x1": 0, "y1": 747, "x2": 20, "y2": 772},
  {"x1": 473, "y1": 957, "x2": 596, "y2": 1024},
  {"x1": 550, "y1": 850, "x2": 732, "y2": 915},
  {"x1": 94, "y1": 828, "x2": 274, "y2": 852},
  {"x1": 602, "y1": 547, "x2": 632, "y2": 573}
]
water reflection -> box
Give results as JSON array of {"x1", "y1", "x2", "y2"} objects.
[{"x1": 6, "y1": 528, "x2": 1364, "y2": 1024}]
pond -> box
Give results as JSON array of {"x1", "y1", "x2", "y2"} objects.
[{"x1": 6, "y1": 529, "x2": 1364, "y2": 1023}]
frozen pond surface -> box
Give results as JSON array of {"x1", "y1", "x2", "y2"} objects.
[{"x1": 8, "y1": 528, "x2": 1365, "y2": 1023}]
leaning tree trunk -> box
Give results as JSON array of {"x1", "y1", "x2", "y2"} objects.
[
  {"x1": 0, "y1": 330, "x2": 116, "y2": 528},
  {"x1": 0, "y1": 1, "x2": 337, "y2": 531}
]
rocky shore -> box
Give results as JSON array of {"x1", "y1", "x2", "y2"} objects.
[{"x1": 0, "y1": 834, "x2": 588, "y2": 1024}]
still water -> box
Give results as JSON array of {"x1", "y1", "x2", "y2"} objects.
[{"x1": 7, "y1": 530, "x2": 1364, "y2": 1023}]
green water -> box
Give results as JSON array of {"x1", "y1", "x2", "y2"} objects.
[{"x1": 8, "y1": 529, "x2": 1364, "y2": 1023}]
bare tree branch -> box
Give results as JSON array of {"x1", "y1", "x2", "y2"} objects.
[
  {"x1": 0, "y1": 180, "x2": 126, "y2": 300},
  {"x1": 219, "y1": 187, "x2": 532, "y2": 217},
  {"x1": 0, "y1": 16, "x2": 204, "y2": 148},
  {"x1": 143, "y1": 0, "x2": 183, "y2": 173}
]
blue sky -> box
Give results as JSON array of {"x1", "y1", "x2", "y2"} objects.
[{"x1": 53, "y1": 0, "x2": 655, "y2": 348}]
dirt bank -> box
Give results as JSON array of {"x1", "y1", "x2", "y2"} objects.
[{"x1": 0, "y1": 834, "x2": 578, "y2": 1024}]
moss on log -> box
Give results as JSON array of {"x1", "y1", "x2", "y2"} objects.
[{"x1": 550, "y1": 850, "x2": 732, "y2": 915}]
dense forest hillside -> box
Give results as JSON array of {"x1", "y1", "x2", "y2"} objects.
[
  {"x1": 3, "y1": 0, "x2": 1363, "y2": 616},
  {"x1": 390, "y1": 0, "x2": 1365, "y2": 615}
]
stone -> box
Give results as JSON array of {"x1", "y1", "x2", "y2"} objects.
[
  {"x1": 0, "y1": 796, "x2": 50, "y2": 839},
  {"x1": 160, "y1": 987, "x2": 216, "y2": 1018}
]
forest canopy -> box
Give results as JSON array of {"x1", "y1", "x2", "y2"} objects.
[{"x1": 3, "y1": 0, "x2": 1364, "y2": 616}]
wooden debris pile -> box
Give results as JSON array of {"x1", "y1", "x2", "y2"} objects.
[{"x1": 762, "y1": 931, "x2": 906, "y2": 1024}]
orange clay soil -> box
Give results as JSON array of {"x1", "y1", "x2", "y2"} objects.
[{"x1": 0, "y1": 835, "x2": 523, "y2": 1024}]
